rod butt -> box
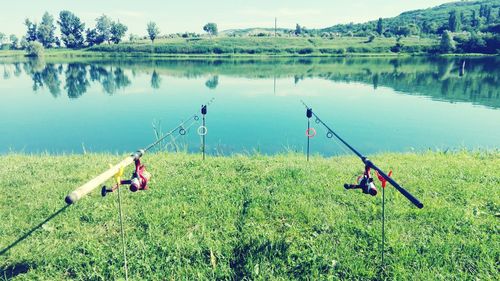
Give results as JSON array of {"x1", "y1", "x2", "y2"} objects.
[{"x1": 65, "y1": 192, "x2": 79, "y2": 205}]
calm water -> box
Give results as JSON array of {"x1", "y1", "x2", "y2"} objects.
[{"x1": 1, "y1": 57, "x2": 499, "y2": 155}]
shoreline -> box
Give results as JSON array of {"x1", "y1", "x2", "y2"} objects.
[{"x1": 0, "y1": 49, "x2": 496, "y2": 61}]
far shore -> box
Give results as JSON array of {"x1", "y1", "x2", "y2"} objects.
[{"x1": 1, "y1": 37, "x2": 496, "y2": 61}]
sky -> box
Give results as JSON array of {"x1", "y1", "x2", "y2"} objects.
[{"x1": 0, "y1": 0, "x2": 456, "y2": 37}]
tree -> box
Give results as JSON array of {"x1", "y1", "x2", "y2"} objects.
[
  {"x1": 295, "y1": 23, "x2": 302, "y2": 35},
  {"x1": 440, "y1": 30, "x2": 455, "y2": 53},
  {"x1": 24, "y1": 19, "x2": 38, "y2": 42},
  {"x1": 485, "y1": 6, "x2": 493, "y2": 24},
  {"x1": 390, "y1": 36, "x2": 404, "y2": 53},
  {"x1": 203, "y1": 23, "x2": 218, "y2": 37},
  {"x1": 10, "y1": 34, "x2": 19, "y2": 49},
  {"x1": 377, "y1": 18, "x2": 383, "y2": 35},
  {"x1": 460, "y1": 32, "x2": 486, "y2": 53},
  {"x1": 471, "y1": 10, "x2": 480, "y2": 29},
  {"x1": 366, "y1": 33, "x2": 376, "y2": 43},
  {"x1": 151, "y1": 70, "x2": 161, "y2": 89},
  {"x1": 205, "y1": 76, "x2": 218, "y2": 89},
  {"x1": 96, "y1": 15, "x2": 113, "y2": 44},
  {"x1": 110, "y1": 21, "x2": 127, "y2": 44},
  {"x1": 129, "y1": 33, "x2": 139, "y2": 42},
  {"x1": 479, "y1": 4, "x2": 493, "y2": 23},
  {"x1": 460, "y1": 11, "x2": 467, "y2": 27},
  {"x1": 85, "y1": 28, "x2": 98, "y2": 46},
  {"x1": 37, "y1": 12, "x2": 56, "y2": 48},
  {"x1": 422, "y1": 21, "x2": 437, "y2": 34},
  {"x1": 0, "y1": 33, "x2": 5, "y2": 48},
  {"x1": 449, "y1": 10, "x2": 461, "y2": 32},
  {"x1": 58, "y1": 11, "x2": 85, "y2": 48},
  {"x1": 396, "y1": 26, "x2": 411, "y2": 37},
  {"x1": 26, "y1": 41, "x2": 45, "y2": 57},
  {"x1": 147, "y1": 22, "x2": 160, "y2": 43},
  {"x1": 479, "y1": 4, "x2": 491, "y2": 18},
  {"x1": 20, "y1": 36, "x2": 29, "y2": 49}
]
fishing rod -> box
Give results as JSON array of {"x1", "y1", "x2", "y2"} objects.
[
  {"x1": 65, "y1": 99, "x2": 213, "y2": 280},
  {"x1": 301, "y1": 101, "x2": 423, "y2": 209},
  {"x1": 301, "y1": 100, "x2": 423, "y2": 278},
  {"x1": 65, "y1": 105, "x2": 212, "y2": 204}
]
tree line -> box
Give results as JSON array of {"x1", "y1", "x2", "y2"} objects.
[
  {"x1": 22, "y1": 11, "x2": 128, "y2": 49},
  {"x1": 0, "y1": 10, "x2": 220, "y2": 51}
]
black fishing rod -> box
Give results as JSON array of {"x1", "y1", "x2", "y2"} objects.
[
  {"x1": 302, "y1": 101, "x2": 424, "y2": 278},
  {"x1": 301, "y1": 101, "x2": 423, "y2": 209}
]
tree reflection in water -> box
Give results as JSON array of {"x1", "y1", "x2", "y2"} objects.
[{"x1": 3, "y1": 57, "x2": 498, "y2": 108}]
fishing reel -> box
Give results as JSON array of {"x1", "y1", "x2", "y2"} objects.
[
  {"x1": 344, "y1": 174, "x2": 378, "y2": 196},
  {"x1": 101, "y1": 159, "x2": 151, "y2": 197},
  {"x1": 344, "y1": 165, "x2": 393, "y2": 197}
]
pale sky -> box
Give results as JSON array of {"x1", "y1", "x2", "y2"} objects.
[{"x1": 0, "y1": 0, "x2": 456, "y2": 37}]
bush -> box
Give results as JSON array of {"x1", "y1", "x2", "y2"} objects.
[
  {"x1": 318, "y1": 48, "x2": 347, "y2": 55},
  {"x1": 298, "y1": 47, "x2": 314, "y2": 54},
  {"x1": 390, "y1": 37, "x2": 404, "y2": 53},
  {"x1": 440, "y1": 30, "x2": 455, "y2": 53},
  {"x1": 26, "y1": 42, "x2": 44, "y2": 57}
]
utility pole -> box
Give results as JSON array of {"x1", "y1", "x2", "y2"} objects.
[{"x1": 275, "y1": 17, "x2": 277, "y2": 37}]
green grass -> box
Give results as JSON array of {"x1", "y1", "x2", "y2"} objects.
[
  {"x1": 88, "y1": 37, "x2": 437, "y2": 56},
  {"x1": 0, "y1": 151, "x2": 498, "y2": 280},
  {"x1": 0, "y1": 37, "x2": 439, "y2": 60}
]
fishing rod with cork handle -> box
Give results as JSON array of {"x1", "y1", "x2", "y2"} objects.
[{"x1": 66, "y1": 97, "x2": 215, "y2": 204}]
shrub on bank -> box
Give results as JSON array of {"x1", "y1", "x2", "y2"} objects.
[{"x1": 26, "y1": 42, "x2": 45, "y2": 58}]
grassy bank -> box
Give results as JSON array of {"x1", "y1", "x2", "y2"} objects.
[
  {"x1": 0, "y1": 37, "x2": 439, "y2": 59},
  {"x1": 0, "y1": 151, "x2": 498, "y2": 280},
  {"x1": 88, "y1": 37, "x2": 437, "y2": 56}
]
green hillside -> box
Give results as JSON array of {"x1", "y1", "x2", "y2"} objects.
[{"x1": 321, "y1": 0, "x2": 500, "y2": 36}]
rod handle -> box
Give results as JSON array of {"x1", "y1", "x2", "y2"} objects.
[{"x1": 65, "y1": 156, "x2": 135, "y2": 204}]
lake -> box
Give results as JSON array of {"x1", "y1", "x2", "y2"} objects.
[{"x1": 1, "y1": 56, "x2": 499, "y2": 155}]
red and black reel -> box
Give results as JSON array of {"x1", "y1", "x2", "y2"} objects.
[{"x1": 101, "y1": 159, "x2": 151, "y2": 197}]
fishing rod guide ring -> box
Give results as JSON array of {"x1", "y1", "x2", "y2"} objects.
[
  {"x1": 327, "y1": 131, "x2": 334, "y2": 138},
  {"x1": 194, "y1": 115, "x2": 200, "y2": 121},
  {"x1": 198, "y1": 126, "x2": 208, "y2": 136},
  {"x1": 306, "y1": 128, "x2": 317, "y2": 138},
  {"x1": 179, "y1": 128, "x2": 186, "y2": 135}
]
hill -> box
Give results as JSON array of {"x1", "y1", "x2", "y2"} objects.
[
  {"x1": 222, "y1": 0, "x2": 500, "y2": 37},
  {"x1": 321, "y1": 0, "x2": 500, "y2": 36}
]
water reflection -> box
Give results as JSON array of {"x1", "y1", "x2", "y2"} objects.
[
  {"x1": 2, "y1": 57, "x2": 499, "y2": 108},
  {"x1": 151, "y1": 70, "x2": 161, "y2": 89},
  {"x1": 205, "y1": 75, "x2": 219, "y2": 90}
]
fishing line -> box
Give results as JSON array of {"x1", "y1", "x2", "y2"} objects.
[{"x1": 164, "y1": 118, "x2": 200, "y2": 152}]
